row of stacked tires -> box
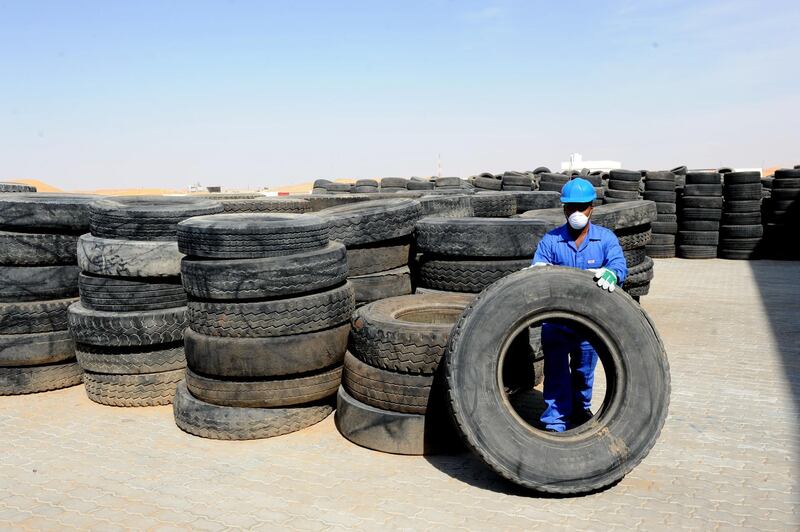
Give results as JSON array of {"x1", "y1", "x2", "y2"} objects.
[
  {"x1": 643, "y1": 171, "x2": 678, "y2": 258},
  {"x1": 762, "y1": 168, "x2": 800, "y2": 259},
  {"x1": 312, "y1": 177, "x2": 471, "y2": 194},
  {"x1": 0, "y1": 182, "x2": 37, "y2": 193},
  {"x1": 0, "y1": 194, "x2": 89, "y2": 395}
]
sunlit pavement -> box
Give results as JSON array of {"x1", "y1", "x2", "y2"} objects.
[{"x1": 0, "y1": 258, "x2": 797, "y2": 530}]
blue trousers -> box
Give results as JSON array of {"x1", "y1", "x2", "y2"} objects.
[{"x1": 540, "y1": 323, "x2": 598, "y2": 432}]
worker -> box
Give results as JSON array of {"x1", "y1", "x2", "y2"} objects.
[{"x1": 530, "y1": 177, "x2": 627, "y2": 432}]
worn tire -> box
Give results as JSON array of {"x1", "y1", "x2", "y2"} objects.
[
  {"x1": 415, "y1": 218, "x2": 549, "y2": 258},
  {"x1": 470, "y1": 193, "x2": 516, "y2": 217},
  {"x1": 346, "y1": 239, "x2": 410, "y2": 276},
  {"x1": 418, "y1": 257, "x2": 529, "y2": 293},
  {"x1": 678, "y1": 245, "x2": 718, "y2": 259},
  {"x1": 0, "y1": 231, "x2": 78, "y2": 265},
  {"x1": 0, "y1": 298, "x2": 76, "y2": 334},
  {"x1": 318, "y1": 199, "x2": 422, "y2": 246},
  {"x1": 0, "y1": 361, "x2": 83, "y2": 395},
  {"x1": 75, "y1": 342, "x2": 185, "y2": 374},
  {"x1": 83, "y1": 369, "x2": 184, "y2": 407},
  {"x1": 185, "y1": 366, "x2": 341, "y2": 408},
  {"x1": 0, "y1": 330, "x2": 76, "y2": 367},
  {"x1": 218, "y1": 198, "x2": 311, "y2": 213},
  {"x1": 614, "y1": 225, "x2": 652, "y2": 250},
  {"x1": 350, "y1": 266, "x2": 412, "y2": 304},
  {"x1": 0, "y1": 193, "x2": 96, "y2": 232},
  {"x1": 77, "y1": 234, "x2": 184, "y2": 278},
  {"x1": 444, "y1": 267, "x2": 670, "y2": 493},
  {"x1": 0, "y1": 265, "x2": 79, "y2": 302},
  {"x1": 68, "y1": 302, "x2": 187, "y2": 347},
  {"x1": 79, "y1": 273, "x2": 186, "y2": 312},
  {"x1": 181, "y1": 242, "x2": 348, "y2": 300},
  {"x1": 343, "y1": 351, "x2": 433, "y2": 414}
]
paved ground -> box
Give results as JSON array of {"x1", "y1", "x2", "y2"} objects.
[{"x1": 1, "y1": 259, "x2": 798, "y2": 530}]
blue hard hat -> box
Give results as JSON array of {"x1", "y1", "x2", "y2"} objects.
[{"x1": 560, "y1": 178, "x2": 597, "y2": 203}]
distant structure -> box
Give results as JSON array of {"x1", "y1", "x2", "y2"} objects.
[
  {"x1": 561, "y1": 153, "x2": 621, "y2": 173},
  {"x1": 437, "y1": 153, "x2": 442, "y2": 178}
]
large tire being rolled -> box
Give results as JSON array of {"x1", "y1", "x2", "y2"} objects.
[
  {"x1": 173, "y1": 381, "x2": 333, "y2": 440},
  {"x1": 415, "y1": 218, "x2": 549, "y2": 258},
  {"x1": 317, "y1": 199, "x2": 422, "y2": 246},
  {"x1": 0, "y1": 298, "x2": 76, "y2": 334},
  {"x1": 77, "y1": 234, "x2": 184, "y2": 278},
  {"x1": 349, "y1": 293, "x2": 472, "y2": 375},
  {"x1": 184, "y1": 323, "x2": 349, "y2": 378},
  {"x1": 89, "y1": 196, "x2": 223, "y2": 241},
  {"x1": 67, "y1": 303, "x2": 187, "y2": 347},
  {"x1": 444, "y1": 267, "x2": 670, "y2": 494},
  {"x1": 83, "y1": 368, "x2": 184, "y2": 406},
  {"x1": 0, "y1": 330, "x2": 75, "y2": 366},
  {"x1": 181, "y1": 242, "x2": 348, "y2": 300},
  {"x1": 0, "y1": 231, "x2": 78, "y2": 265},
  {"x1": 0, "y1": 361, "x2": 83, "y2": 395},
  {"x1": 0, "y1": 265, "x2": 79, "y2": 302},
  {"x1": 176, "y1": 213, "x2": 329, "y2": 259},
  {"x1": 0, "y1": 193, "x2": 96, "y2": 232}
]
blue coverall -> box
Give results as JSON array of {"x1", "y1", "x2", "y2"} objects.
[{"x1": 531, "y1": 222, "x2": 628, "y2": 432}]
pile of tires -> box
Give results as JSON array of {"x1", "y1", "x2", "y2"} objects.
[
  {"x1": 719, "y1": 171, "x2": 763, "y2": 260},
  {"x1": 434, "y1": 176, "x2": 467, "y2": 191},
  {"x1": 68, "y1": 196, "x2": 222, "y2": 406},
  {"x1": 351, "y1": 179, "x2": 378, "y2": 193},
  {"x1": 604, "y1": 169, "x2": 642, "y2": 204},
  {"x1": 175, "y1": 213, "x2": 350, "y2": 439},
  {"x1": 0, "y1": 194, "x2": 96, "y2": 395},
  {"x1": 678, "y1": 172, "x2": 722, "y2": 259},
  {"x1": 500, "y1": 171, "x2": 534, "y2": 191},
  {"x1": 407, "y1": 177, "x2": 435, "y2": 191},
  {"x1": 537, "y1": 172, "x2": 570, "y2": 193},
  {"x1": 336, "y1": 293, "x2": 470, "y2": 454},
  {"x1": 380, "y1": 177, "x2": 409, "y2": 193},
  {"x1": 643, "y1": 171, "x2": 678, "y2": 258},
  {"x1": 317, "y1": 199, "x2": 421, "y2": 306},
  {"x1": 312, "y1": 179, "x2": 352, "y2": 194},
  {"x1": 471, "y1": 172, "x2": 502, "y2": 192},
  {"x1": 0, "y1": 182, "x2": 37, "y2": 193},
  {"x1": 414, "y1": 217, "x2": 549, "y2": 294},
  {"x1": 762, "y1": 168, "x2": 800, "y2": 260}
]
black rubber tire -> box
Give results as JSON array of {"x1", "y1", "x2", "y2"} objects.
[
  {"x1": 656, "y1": 213, "x2": 677, "y2": 222},
  {"x1": 415, "y1": 218, "x2": 548, "y2": 258},
  {"x1": 0, "y1": 231, "x2": 78, "y2": 265},
  {"x1": 382, "y1": 177, "x2": 409, "y2": 188},
  {"x1": 346, "y1": 239, "x2": 410, "y2": 276},
  {"x1": 656, "y1": 202, "x2": 677, "y2": 214},
  {"x1": 680, "y1": 208, "x2": 723, "y2": 221},
  {"x1": 721, "y1": 212, "x2": 761, "y2": 225},
  {"x1": 356, "y1": 179, "x2": 379, "y2": 187},
  {"x1": 0, "y1": 330, "x2": 75, "y2": 367},
  {"x1": 720, "y1": 225, "x2": 763, "y2": 239},
  {"x1": 188, "y1": 282, "x2": 353, "y2": 338},
  {"x1": 678, "y1": 245, "x2": 718, "y2": 258},
  {"x1": 608, "y1": 169, "x2": 641, "y2": 182},
  {"x1": 349, "y1": 293, "x2": 471, "y2": 375},
  {"x1": 435, "y1": 177, "x2": 461, "y2": 188},
  {"x1": 77, "y1": 234, "x2": 184, "y2": 278},
  {"x1": 354, "y1": 186, "x2": 379, "y2": 193},
  {"x1": 173, "y1": 381, "x2": 333, "y2": 440},
  {"x1": 724, "y1": 171, "x2": 760, "y2": 185},
  {"x1": 539, "y1": 173, "x2": 569, "y2": 184},
  {"x1": 418, "y1": 195, "x2": 473, "y2": 218},
  {"x1": 0, "y1": 298, "x2": 76, "y2": 334},
  {"x1": 185, "y1": 366, "x2": 341, "y2": 408},
  {"x1": 644, "y1": 171, "x2": 675, "y2": 183},
  {"x1": 89, "y1": 196, "x2": 223, "y2": 241},
  {"x1": 624, "y1": 247, "x2": 647, "y2": 266},
  {"x1": 317, "y1": 199, "x2": 421, "y2": 246},
  {"x1": 474, "y1": 177, "x2": 502, "y2": 190},
  {"x1": 218, "y1": 198, "x2": 312, "y2": 214},
  {"x1": 680, "y1": 196, "x2": 724, "y2": 209},
  {"x1": 407, "y1": 180, "x2": 435, "y2": 191},
  {"x1": 184, "y1": 323, "x2": 348, "y2": 378},
  {"x1": 83, "y1": 368, "x2": 184, "y2": 407},
  {"x1": 325, "y1": 183, "x2": 353, "y2": 193},
  {"x1": 607, "y1": 179, "x2": 641, "y2": 192},
  {"x1": 685, "y1": 172, "x2": 721, "y2": 185},
  {"x1": 679, "y1": 231, "x2": 719, "y2": 246},
  {"x1": 0, "y1": 193, "x2": 96, "y2": 232},
  {"x1": 605, "y1": 189, "x2": 641, "y2": 200},
  {"x1": 645, "y1": 244, "x2": 675, "y2": 258},
  {"x1": 625, "y1": 257, "x2": 655, "y2": 286},
  {"x1": 176, "y1": 213, "x2": 329, "y2": 259},
  {"x1": 718, "y1": 249, "x2": 760, "y2": 260},
  {"x1": 717, "y1": 238, "x2": 762, "y2": 251},
  {"x1": 0, "y1": 265, "x2": 79, "y2": 303},
  {"x1": 181, "y1": 242, "x2": 348, "y2": 300},
  {"x1": 614, "y1": 225, "x2": 652, "y2": 250},
  {"x1": 538, "y1": 181, "x2": 565, "y2": 192},
  {"x1": 349, "y1": 266, "x2": 412, "y2": 304},
  {"x1": 651, "y1": 221, "x2": 678, "y2": 234},
  {"x1": 680, "y1": 220, "x2": 720, "y2": 231},
  {"x1": 649, "y1": 233, "x2": 676, "y2": 245},
  {"x1": 343, "y1": 351, "x2": 432, "y2": 414},
  {"x1": 643, "y1": 191, "x2": 677, "y2": 202},
  {"x1": 644, "y1": 181, "x2": 675, "y2": 192},
  {"x1": 443, "y1": 267, "x2": 669, "y2": 493},
  {"x1": 67, "y1": 302, "x2": 187, "y2": 347},
  {"x1": 79, "y1": 273, "x2": 186, "y2": 312},
  {"x1": 770, "y1": 188, "x2": 800, "y2": 201},
  {"x1": 724, "y1": 184, "x2": 762, "y2": 200},
  {"x1": 0, "y1": 361, "x2": 83, "y2": 395},
  {"x1": 76, "y1": 342, "x2": 185, "y2": 374},
  {"x1": 590, "y1": 200, "x2": 658, "y2": 230},
  {"x1": 418, "y1": 257, "x2": 529, "y2": 293},
  {"x1": 775, "y1": 168, "x2": 800, "y2": 179},
  {"x1": 772, "y1": 178, "x2": 800, "y2": 189},
  {"x1": 512, "y1": 191, "x2": 561, "y2": 212},
  {"x1": 625, "y1": 283, "x2": 651, "y2": 296},
  {"x1": 0, "y1": 182, "x2": 37, "y2": 193},
  {"x1": 683, "y1": 184, "x2": 722, "y2": 196},
  {"x1": 471, "y1": 193, "x2": 516, "y2": 217},
  {"x1": 502, "y1": 176, "x2": 532, "y2": 188}
]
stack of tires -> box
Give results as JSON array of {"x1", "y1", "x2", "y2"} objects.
[
  {"x1": 414, "y1": 218, "x2": 549, "y2": 294},
  {"x1": 678, "y1": 172, "x2": 723, "y2": 259},
  {"x1": 501, "y1": 171, "x2": 534, "y2": 191},
  {"x1": 68, "y1": 196, "x2": 222, "y2": 406},
  {"x1": 0, "y1": 194, "x2": 96, "y2": 395},
  {"x1": 312, "y1": 180, "x2": 352, "y2": 194},
  {"x1": 0, "y1": 182, "x2": 37, "y2": 193},
  {"x1": 336, "y1": 293, "x2": 471, "y2": 455},
  {"x1": 175, "y1": 213, "x2": 350, "y2": 440},
  {"x1": 537, "y1": 173, "x2": 570, "y2": 193},
  {"x1": 434, "y1": 176, "x2": 464, "y2": 191},
  {"x1": 643, "y1": 171, "x2": 678, "y2": 258},
  {"x1": 214, "y1": 196, "x2": 313, "y2": 214},
  {"x1": 604, "y1": 169, "x2": 642, "y2": 204},
  {"x1": 353, "y1": 179, "x2": 379, "y2": 194},
  {"x1": 318, "y1": 199, "x2": 421, "y2": 306},
  {"x1": 719, "y1": 171, "x2": 763, "y2": 260},
  {"x1": 407, "y1": 177, "x2": 435, "y2": 191},
  {"x1": 379, "y1": 177, "x2": 408, "y2": 193},
  {"x1": 471, "y1": 192, "x2": 517, "y2": 217},
  {"x1": 762, "y1": 168, "x2": 800, "y2": 259},
  {"x1": 472, "y1": 172, "x2": 502, "y2": 192}
]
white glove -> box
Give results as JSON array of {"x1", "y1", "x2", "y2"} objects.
[{"x1": 592, "y1": 267, "x2": 618, "y2": 292}]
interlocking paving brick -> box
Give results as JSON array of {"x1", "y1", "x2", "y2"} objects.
[{"x1": 0, "y1": 259, "x2": 797, "y2": 529}]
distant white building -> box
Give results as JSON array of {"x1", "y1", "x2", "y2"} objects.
[{"x1": 560, "y1": 153, "x2": 621, "y2": 173}]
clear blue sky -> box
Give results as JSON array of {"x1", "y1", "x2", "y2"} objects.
[{"x1": 1, "y1": 0, "x2": 799, "y2": 190}]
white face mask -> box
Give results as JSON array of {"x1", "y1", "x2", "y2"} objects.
[{"x1": 568, "y1": 211, "x2": 589, "y2": 230}]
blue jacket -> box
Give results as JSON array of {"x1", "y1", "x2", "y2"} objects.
[{"x1": 532, "y1": 223, "x2": 628, "y2": 283}]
